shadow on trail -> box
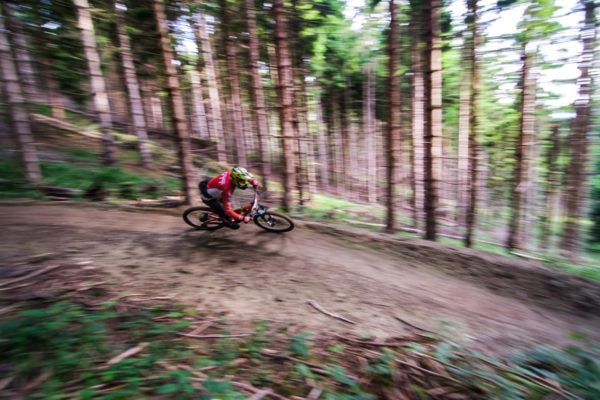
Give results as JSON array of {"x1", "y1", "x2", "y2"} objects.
[{"x1": 176, "y1": 227, "x2": 292, "y2": 260}]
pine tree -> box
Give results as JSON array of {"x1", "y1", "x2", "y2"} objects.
[
  {"x1": 153, "y1": 0, "x2": 198, "y2": 204},
  {"x1": 74, "y1": 0, "x2": 116, "y2": 165},
  {"x1": 0, "y1": 3, "x2": 41, "y2": 184}
]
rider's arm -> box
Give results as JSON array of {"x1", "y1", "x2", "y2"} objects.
[
  {"x1": 222, "y1": 190, "x2": 245, "y2": 221},
  {"x1": 249, "y1": 179, "x2": 260, "y2": 188}
]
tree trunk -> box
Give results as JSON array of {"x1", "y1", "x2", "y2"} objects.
[
  {"x1": 188, "y1": 68, "x2": 210, "y2": 138},
  {"x1": 115, "y1": 1, "x2": 152, "y2": 167},
  {"x1": 364, "y1": 61, "x2": 377, "y2": 204},
  {"x1": 272, "y1": 0, "x2": 296, "y2": 212},
  {"x1": 423, "y1": 0, "x2": 442, "y2": 240},
  {"x1": 464, "y1": 0, "x2": 480, "y2": 248},
  {"x1": 74, "y1": 0, "x2": 116, "y2": 165},
  {"x1": 0, "y1": 5, "x2": 41, "y2": 184},
  {"x1": 456, "y1": 76, "x2": 470, "y2": 228},
  {"x1": 220, "y1": 0, "x2": 246, "y2": 166},
  {"x1": 105, "y1": 53, "x2": 130, "y2": 128},
  {"x1": 507, "y1": 46, "x2": 536, "y2": 250},
  {"x1": 194, "y1": 12, "x2": 227, "y2": 164},
  {"x1": 27, "y1": 19, "x2": 65, "y2": 121},
  {"x1": 0, "y1": 79, "x2": 14, "y2": 149},
  {"x1": 245, "y1": 0, "x2": 271, "y2": 189},
  {"x1": 385, "y1": 0, "x2": 401, "y2": 233},
  {"x1": 560, "y1": 0, "x2": 597, "y2": 254},
  {"x1": 340, "y1": 88, "x2": 351, "y2": 199},
  {"x1": 267, "y1": 43, "x2": 280, "y2": 173},
  {"x1": 315, "y1": 91, "x2": 329, "y2": 192},
  {"x1": 298, "y1": 71, "x2": 317, "y2": 200},
  {"x1": 333, "y1": 96, "x2": 343, "y2": 196},
  {"x1": 153, "y1": 0, "x2": 198, "y2": 205},
  {"x1": 411, "y1": 24, "x2": 425, "y2": 229},
  {"x1": 6, "y1": 8, "x2": 41, "y2": 104},
  {"x1": 539, "y1": 124, "x2": 561, "y2": 249}
]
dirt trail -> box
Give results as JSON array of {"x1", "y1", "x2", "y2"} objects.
[{"x1": 1, "y1": 203, "x2": 599, "y2": 354}]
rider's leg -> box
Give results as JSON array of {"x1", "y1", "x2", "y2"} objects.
[{"x1": 201, "y1": 198, "x2": 240, "y2": 229}]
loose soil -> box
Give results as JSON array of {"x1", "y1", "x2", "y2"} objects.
[{"x1": 2, "y1": 202, "x2": 599, "y2": 355}]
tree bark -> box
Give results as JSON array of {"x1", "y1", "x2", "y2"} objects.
[
  {"x1": 560, "y1": 0, "x2": 597, "y2": 254},
  {"x1": 464, "y1": 0, "x2": 480, "y2": 248},
  {"x1": 539, "y1": 124, "x2": 561, "y2": 249},
  {"x1": 6, "y1": 8, "x2": 41, "y2": 104},
  {"x1": 153, "y1": 0, "x2": 199, "y2": 205},
  {"x1": 315, "y1": 91, "x2": 329, "y2": 192},
  {"x1": 115, "y1": 1, "x2": 152, "y2": 167},
  {"x1": 423, "y1": 0, "x2": 442, "y2": 240},
  {"x1": 456, "y1": 76, "x2": 470, "y2": 228},
  {"x1": 188, "y1": 68, "x2": 210, "y2": 138},
  {"x1": 411, "y1": 20, "x2": 425, "y2": 229},
  {"x1": 364, "y1": 61, "x2": 377, "y2": 204},
  {"x1": 74, "y1": 0, "x2": 116, "y2": 165},
  {"x1": 194, "y1": 12, "x2": 227, "y2": 164},
  {"x1": 385, "y1": 0, "x2": 401, "y2": 233},
  {"x1": 245, "y1": 0, "x2": 271, "y2": 189},
  {"x1": 272, "y1": 0, "x2": 296, "y2": 211},
  {"x1": 0, "y1": 5, "x2": 41, "y2": 184},
  {"x1": 220, "y1": 0, "x2": 246, "y2": 166},
  {"x1": 0, "y1": 79, "x2": 14, "y2": 149},
  {"x1": 507, "y1": 46, "x2": 536, "y2": 250}
]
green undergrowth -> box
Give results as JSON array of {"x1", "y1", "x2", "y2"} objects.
[
  {"x1": 301, "y1": 193, "x2": 386, "y2": 224},
  {"x1": 0, "y1": 158, "x2": 181, "y2": 201},
  {"x1": 1, "y1": 296, "x2": 599, "y2": 399}
]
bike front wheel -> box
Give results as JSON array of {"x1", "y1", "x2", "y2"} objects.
[
  {"x1": 253, "y1": 212, "x2": 294, "y2": 233},
  {"x1": 183, "y1": 206, "x2": 224, "y2": 231}
]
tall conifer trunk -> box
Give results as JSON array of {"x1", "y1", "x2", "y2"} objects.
[
  {"x1": 153, "y1": 0, "x2": 198, "y2": 204},
  {"x1": 0, "y1": 5, "x2": 41, "y2": 184},
  {"x1": 115, "y1": 1, "x2": 152, "y2": 167},
  {"x1": 560, "y1": 0, "x2": 597, "y2": 254},
  {"x1": 423, "y1": 0, "x2": 442, "y2": 240},
  {"x1": 385, "y1": 0, "x2": 401, "y2": 233},
  {"x1": 272, "y1": 0, "x2": 297, "y2": 211},
  {"x1": 245, "y1": 0, "x2": 271, "y2": 188},
  {"x1": 75, "y1": 0, "x2": 116, "y2": 165}
]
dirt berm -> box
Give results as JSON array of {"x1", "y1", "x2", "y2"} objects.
[{"x1": 301, "y1": 221, "x2": 600, "y2": 315}]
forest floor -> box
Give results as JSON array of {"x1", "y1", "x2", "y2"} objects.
[{"x1": 2, "y1": 202, "x2": 600, "y2": 356}]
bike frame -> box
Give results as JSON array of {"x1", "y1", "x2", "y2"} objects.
[{"x1": 204, "y1": 188, "x2": 265, "y2": 223}]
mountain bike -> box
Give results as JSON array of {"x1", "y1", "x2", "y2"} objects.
[{"x1": 182, "y1": 188, "x2": 294, "y2": 233}]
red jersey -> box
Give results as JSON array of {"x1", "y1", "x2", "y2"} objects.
[{"x1": 206, "y1": 171, "x2": 244, "y2": 220}]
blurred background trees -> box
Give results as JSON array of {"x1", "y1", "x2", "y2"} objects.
[{"x1": 0, "y1": 0, "x2": 598, "y2": 258}]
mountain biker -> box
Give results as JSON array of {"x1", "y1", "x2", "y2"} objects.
[{"x1": 199, "y1": 166, "x2": 260, "y2": 229}]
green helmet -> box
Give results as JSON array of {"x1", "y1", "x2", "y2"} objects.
[{"x1": 230, "y1": 166, "x2": 254, "y2": 189}]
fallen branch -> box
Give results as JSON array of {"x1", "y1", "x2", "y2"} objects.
[
  {"x1": 186, "y1": 320, "x2": 214, "y2": 336},
  {"x1": 176, "y1": 332, "x2": 252, "y2": 339},
  {"x1": 307, "y1": 300, "x2": 355, "y2": 324},
  {"x1": 0, "y1": 265, "x2": 63, "y2": 288},
  {"x1": 393, "y1": 316, "x2": 429, "y2": 332},
  {"x1": 396, "y1": 359, "x2": 464, "y2": 386},
  {"x1": 260, "y1": 349, "x2": 324, "y2": 370},
  {"x1": 332, "y1": 333, "x2": 411, "y2": 348},
  {"x1": 307, "y1": 387, "x2": 322, "y2": 400},
  {"x1": 455, "y1": 352, "x2": 581, "y2": 400},
  {"x1": 248, "y1": 389, "x2": 274, "y2": 400},
  {"x1": 17, "y1": 370, "x2": 52, "y2": 397},
  {"x1": 231, "y1": 381, "x2": 290, "y2": 400},
  {"x1": 510, "y1": 251, "x2": 547, "y2": 262},
  {"x1": 107, "y1": 343, "x2": 149, "y2": 365},
  {"x1": 260, "y1": 349, "x2": 360, "y2": 381}
]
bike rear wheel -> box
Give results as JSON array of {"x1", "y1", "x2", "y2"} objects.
[
  {"x1": 183, "y1": 206, "x2": 224, "y2": 230},
  {"x1": 253, "y1": 212, "x2": 294, "y2": 233}
]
